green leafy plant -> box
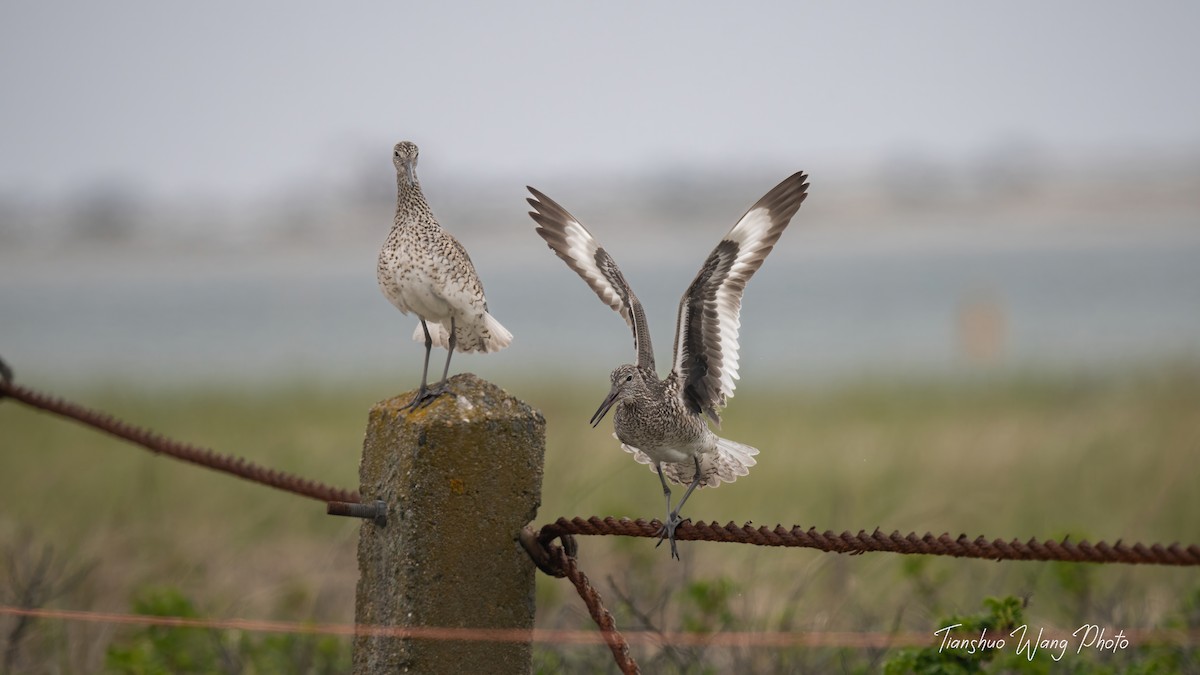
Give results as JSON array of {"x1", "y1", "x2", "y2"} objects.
[
  {"x1": 104, "y1": 587, "x2": 349, "y2": 675},
  {"x1": 884, "y1": 596, "x2": 1051, "y2": 674}
]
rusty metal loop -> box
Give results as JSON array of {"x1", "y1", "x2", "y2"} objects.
[{"x1": 520, "y1": 526, "x2": 567, "y2": 578}]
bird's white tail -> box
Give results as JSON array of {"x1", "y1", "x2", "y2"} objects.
[
  {"x1": 626, "y1": 435, "x2": 759, "y2": 487},
  {"x1": 707, "y1": 436, "x2": 759, "y2": 486},
  {"x1": 412, "y1": 312, "x2": 512, "y2": 354}
]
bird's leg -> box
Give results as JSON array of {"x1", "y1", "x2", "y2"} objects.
[
  {"x1": 655, "y1": 462, "x2": 674, "y2": 520},
  {"x1": 420, "y1": 317, "x2": 455, "y2": 407},
  {"x1": 655, "y1": 456, "x2": 703, "y2": 561},
  {"x1": 671, "y1": 455, "x2": 704, "y2": 518},
  {"x1": 653, "y1": 463, "x2": 683, "y2": 560},
  {"x1": 403, "y1": 320, "x2": 435, "y2": 410}
]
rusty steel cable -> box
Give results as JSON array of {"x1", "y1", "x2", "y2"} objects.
[
  {"x1": 0, "y1": 378, "x2": 360, "y2": 504},
  {"x1": 520, "y1": 527, "x2": 640, "y2": 673},
  {"x1": 524, "y1": 517, "x2": 1200, "y2": 672},
  {"x1": 536, "y1": 516, "x2": 1200, "y2": 566},
  {"x1": 556, "y1": 549, "x2": 640, "y2": 674}
]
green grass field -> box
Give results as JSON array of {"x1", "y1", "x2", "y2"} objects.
[{"x1": 2, "y1": 364, "x2": 1198, "y2": 672}]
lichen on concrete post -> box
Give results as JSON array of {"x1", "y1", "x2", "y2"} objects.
[{"x1": 353, "y1": 373, "x2": 546, "y2": 674}]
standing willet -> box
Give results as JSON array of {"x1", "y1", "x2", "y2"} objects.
[
  {"x1": 378, "y1": 141, "x2": 512, "y2": 409},
  {"x1": 528, "y1": 172, "x2": 809, "y2": 558}
]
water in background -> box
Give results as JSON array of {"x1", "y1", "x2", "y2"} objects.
[{"x1": 3, "y1": 217, "x2": 1198, "y2": 388}]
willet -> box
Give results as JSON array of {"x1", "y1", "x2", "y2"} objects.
[
  {"x1": 378, "y1": 141, "x2": 512, "y2": 409},
  {"x1": 528, "y1": 172, "x2": 809, "y2": 558}
]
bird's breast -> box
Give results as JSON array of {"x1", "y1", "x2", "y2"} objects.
[
  {"x1": 613, "y1": 399, "x2": 712, "y2": 462},
  {"x1": 378, "y1": 231, "x2": 457, "y2": 319}
]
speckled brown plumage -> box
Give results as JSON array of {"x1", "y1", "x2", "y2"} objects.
[
  {"x1": 378, "y1": 142, "x2": 511, "y2": 408},
  {"x1": 528, "y1": 172, "x2": 809, "y2": 558}
]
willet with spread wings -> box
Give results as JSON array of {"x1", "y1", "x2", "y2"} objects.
[{"x1": 528, "y1": 172, "x2": 809, "y2": 558}]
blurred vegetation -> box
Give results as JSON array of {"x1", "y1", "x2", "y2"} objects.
[
  {"x1": 883, "y1": 589, "x2": 1200, "y2": 674},
  {"x1": 104, "y1": 587, "x2": 349, "y2": 675},
  {"x1": 1, "y1": 364, "x2": 1198, "y2": 671}
]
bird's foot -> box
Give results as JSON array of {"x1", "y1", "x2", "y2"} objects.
[
  {"x1": 417, "y1": 380, "x2": 451, "y2": 408},
  {"x1": 401, "y1": 383, "x2": 447, "y2": 411},
  {"x1": 654, "y1": 512, "x2": 689, "y2": 561}
]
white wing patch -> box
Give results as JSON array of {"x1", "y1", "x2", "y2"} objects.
[
  {"x1": 710, "y1": 206, "x2": 774, "y2": 400},
  {"x1": 671, "y1": 174, "x2": 809, "y2": 422},
  {"x1": 558, "y1": 220, "x2": 630, "y2": 324},
  {"x1": 529, "y1": 186, "x2": 656, "y2": 370}
]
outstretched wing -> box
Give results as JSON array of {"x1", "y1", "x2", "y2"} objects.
[
  {"x1": 672, "y1": 172, "x2": 809, "y2": 423},
  {"x1": 528, "y1": 187, "x2": 655, "y2": 372}
]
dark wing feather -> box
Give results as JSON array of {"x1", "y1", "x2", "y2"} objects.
[
  {"x1": 672, "y1": 172, "x2": 809, "y2": 423},
  {"x1": 528, "y1": 187, "x2": 655, "y2": 371}
]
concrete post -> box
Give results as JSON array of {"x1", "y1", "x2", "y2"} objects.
[{"x1": 353, "y1": 373, "x2": 545, "y2": 674}]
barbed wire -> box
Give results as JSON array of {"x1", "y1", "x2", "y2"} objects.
[
  {"x1": 536, "y1": 516, "x2": 1200, "y2": 566},
  {"x1": 0, "y1": 377, "x2": 359, "y2": 504}
]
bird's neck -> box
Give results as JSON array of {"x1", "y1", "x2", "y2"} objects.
[{"x1": 394, "y1": 174, "x2": 432, "y2": 227}]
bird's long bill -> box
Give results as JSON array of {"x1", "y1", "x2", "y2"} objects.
[
  {"x1": 405, "y1": 162, "x2": 417, "y2": 186},
  {"x1": 589, "y1": 387, "x2": 619, "y2": 428}
]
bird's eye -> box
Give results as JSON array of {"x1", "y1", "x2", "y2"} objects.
[{"x1": 624, "y1": 375, "x2": 633, "y2": 382}]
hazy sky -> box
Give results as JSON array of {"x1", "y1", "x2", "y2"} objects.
[{"x1": 2, "y1": 2, "x2": 1199, "y2": 200}]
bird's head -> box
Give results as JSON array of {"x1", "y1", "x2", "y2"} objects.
[
  {"x1": 393, "y1": 141, "x2": 419, "y2": 186},
  {"x1": 590, "y1": 364, "x2": 642, "y2": 427}
]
